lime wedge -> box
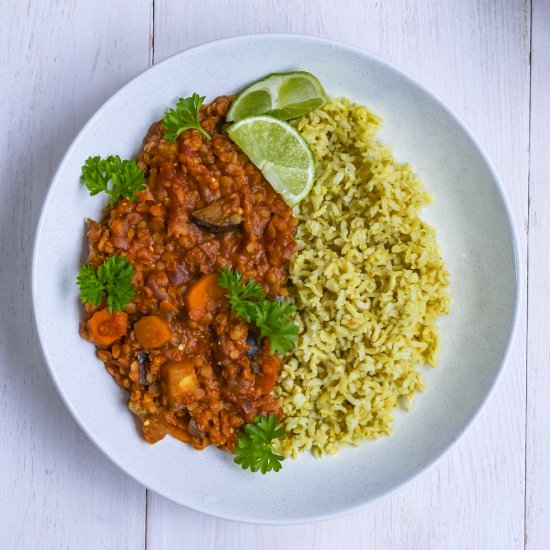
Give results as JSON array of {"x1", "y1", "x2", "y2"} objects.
[
  {"x1": 226, "y1": 71, "x2": 328, "y2": 122},
  {"x1": 227, "y1": 116, "x2": 315, "y2": 207}
]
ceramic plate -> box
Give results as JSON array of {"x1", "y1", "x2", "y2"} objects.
[{"x1": 32, "y1": 34, "x2": 519, "y2": 524}]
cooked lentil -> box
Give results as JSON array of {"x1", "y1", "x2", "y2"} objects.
[{"x1": 81, "y1": 96, "x2": 297, "y2": 451}]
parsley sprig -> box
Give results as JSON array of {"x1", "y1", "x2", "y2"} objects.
[
  {"x1": 218, "y1": 268, "x2": 264, "y2": 321},
  {"x1": 81, "y1": 155, "x2": 146, "y2": 205},
  {"x1": 163, "y1": 93, "x2": 211, "y2": 142},
  {"x1": 77, "y1": 255, "x2": 136, "y2": 313},
  {"x1": 218, "y1": 268, "x2": 299, "y2": 355},
  {"x1": 233, "y1": 415, "x2": 285, "y2": 474}
]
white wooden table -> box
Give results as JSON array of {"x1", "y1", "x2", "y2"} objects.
[{"x1": 0, "y1": 1, "x2": 546, "y2": 548}]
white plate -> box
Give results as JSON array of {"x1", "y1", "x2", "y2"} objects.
[{"x1": 32, "y1": 34, "x2": 519, "y2": 524}]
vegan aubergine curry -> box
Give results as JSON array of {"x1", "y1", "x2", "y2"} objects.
[{"x1": 79, "y1": 96, "x2": 298, "y2": 453}]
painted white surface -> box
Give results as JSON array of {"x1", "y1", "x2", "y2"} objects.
[
  {"x1": 0, "y1": 0, "x2": 541, "y2": 547},
  {"x1": 526, "y1": 1, "x2": 550, "y2": 549}
]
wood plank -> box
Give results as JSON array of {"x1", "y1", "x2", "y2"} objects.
[
  {"x1": 149, "y1": 1, "x2": 529, "y2": 547},
  {"x1": 0, "y1": 1, "x2": 151, "y2": 548},
  {"x1": 526, "y1": 0, "x2": 550, "y2": 547}
]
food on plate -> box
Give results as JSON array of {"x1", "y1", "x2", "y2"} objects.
[
  {"x1": 86, "y1": 308, "x2": 128, "y2": 346},
  {"x1": 190, "y1": 194, "x2": 243, "y2": 233},
  {"x1": 79, "y1": 95, "x2": 298, "y2": 457},
  {"x1": 227, "y1": 116, "x2": 315, "y2": 207},
  {"x1": 81, "y1": 155, "x2": 146, "y2": 205},
  {"x1": 162, "y1": 92, "x2": 210, "y2": 142},
  {"x1": 76, "y1": 71, "x2": 450, "y2": 473},
  {"x1": 226, "y1": 71, "x2": 327, "y2": 122},
  {"x1": 276, "y1": 98, "x2": 451, "y2": 457},
  {"x1": 233, "y1": 413, "x2": 285, "y2": 474},
  {"x1": 218, "y1": 268, "x2": 298, "y2": 355},
  {"x1": 77, "y1": 255, "x2": 136, "y2": 312}
]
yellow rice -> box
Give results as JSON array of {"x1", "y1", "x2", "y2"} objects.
[{"x1": 275, "y1": 98, "x2": 451, "y2": 458}]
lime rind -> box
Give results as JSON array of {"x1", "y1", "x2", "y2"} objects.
[
  {"x1": 227, "y1": 115, "x2": 315, "y2": 207},
  {"x1": 226, "y1": 71, "x2": 328, "y2": 122}
]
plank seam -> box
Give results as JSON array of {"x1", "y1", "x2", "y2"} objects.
[
  {"x1": 524, "y1": 0, "x2": 533, "y2": 548},
  {"x1": 152, "y1": 0, "x2": 156, "y2": 65},
  {"x1": 145, "y1": 489, "x2": 149, "y2": 550}
]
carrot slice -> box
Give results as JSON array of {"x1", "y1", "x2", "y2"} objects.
[
  {"x1": 134, "y1": 315, "x2": 172, "y2": 348},
  {"x1": 143, "y1": 415, "x2": 168, "y2": 444},
  {"x1": 165, "y1": 422, "x2": 192, "y2": 443},
  {"x1": 255, "y1": 352, "x2": 280, "y2": 394},
  {"x1": 86, "y1": 308, "x2": 128, "y2": 346},
  {"x1": 142, "y1": 414, "x2": 191, "y2": 444},
  {"x1": 184, "y1": 273, "x2": 225, "y2": 322}
]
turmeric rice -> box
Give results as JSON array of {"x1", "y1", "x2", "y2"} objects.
[{"x1": 276, "y1": 98, "x2": 451, "y2": 458}]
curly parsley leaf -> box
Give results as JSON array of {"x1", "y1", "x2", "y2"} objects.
[
  {"x1": 163, "y1": 93, "x2": 210, "y2": 142},
  {"x1": 81, "y1": 155, "x2": 146, "y2": 205},
  {"x1": 233, "y1": 415, "x2": 285, "y2": 474},
  {"x1": 218, "y1": 268, "x2": 299, "y2": 354},
  {"x1": 255, "y1": 299, "x2": 299, "y2": 355},
  {"x1": 77, "y1": 264, "x2": 104, "y2": 307},
  {"x1": 77, "y1": 255, "x2": 136, "y2": 313},
  {"x1": 218, "y1": 268, "x2": 265, "y2": 322},
  {"x1": 218, "y1": 269, "x2": 265, "y2": 301}
]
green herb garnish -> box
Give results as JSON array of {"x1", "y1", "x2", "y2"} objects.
[
  {"x1": 77, "y1": 255, "x2": 136, "y2": 313},
  {"x1": 218, "y1": 268, "x2": 264, "y2": 321},
  {"x1": 233, "y1": 415, "x2": 285, "y2": 474},
  {"x1": 254, "y1": 299, "x2": 299, "y2": 354},
  {"x1": 81, "y1": 155, "x2": 146, "y2": 205},
  {"x1": 218, "y1": 268, "x2": 299, "y2": 355},
  {"x1": 163, "y1": 92, "x2": 210, "y2": 142}
]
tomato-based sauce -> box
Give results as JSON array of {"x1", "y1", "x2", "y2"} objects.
[{"x1": 80, "y1": 97, "x2": 297, "y2": 451}]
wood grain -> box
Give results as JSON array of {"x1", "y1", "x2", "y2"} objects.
[
  {"x1": 0, "y1": 0, "x2": 538, "y2": 548},
  {"x1": 526, "y1": 0, "x2": 550, "y2": 548},
  {"x1": 150, "y1": 1, "x2": 530, "y2": 547},
  {"x1": 0, "y1": 1, "x2": 151, "y2": 548}
]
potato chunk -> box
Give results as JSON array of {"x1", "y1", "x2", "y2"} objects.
[{"x1": 161, "y1": 360, "x2": 203, "y2": 409}]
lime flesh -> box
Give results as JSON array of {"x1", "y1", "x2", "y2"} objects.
[
  {"x1": 227, "y1": 116, "x2": 315, "y2": 207},
  {"x1": 226, "y1": 71, "x2": 328, "y2": 122}
]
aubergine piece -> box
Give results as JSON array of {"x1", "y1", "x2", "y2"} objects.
[
  {"x1": 190, "y1": 193, "x2": 243, "y2": 233},
  {"x1": 246, "y1": 330, "x2": 260, "y2": 359},
  {"x1": 137, "y1": 352, "x2": 151, "y2": 386}
]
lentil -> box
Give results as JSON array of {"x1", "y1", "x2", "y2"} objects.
[{"x1": 80, "y1": 97, "x2": 297, "y2": 451}]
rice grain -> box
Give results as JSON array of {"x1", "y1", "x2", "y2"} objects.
[{"x1": 276, "y1": 98, "x2": 451, "y2": 458}]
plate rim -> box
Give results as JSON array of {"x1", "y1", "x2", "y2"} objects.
[{"x1": 31, "y1": 32, "x2": 521, "y2": 524}]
